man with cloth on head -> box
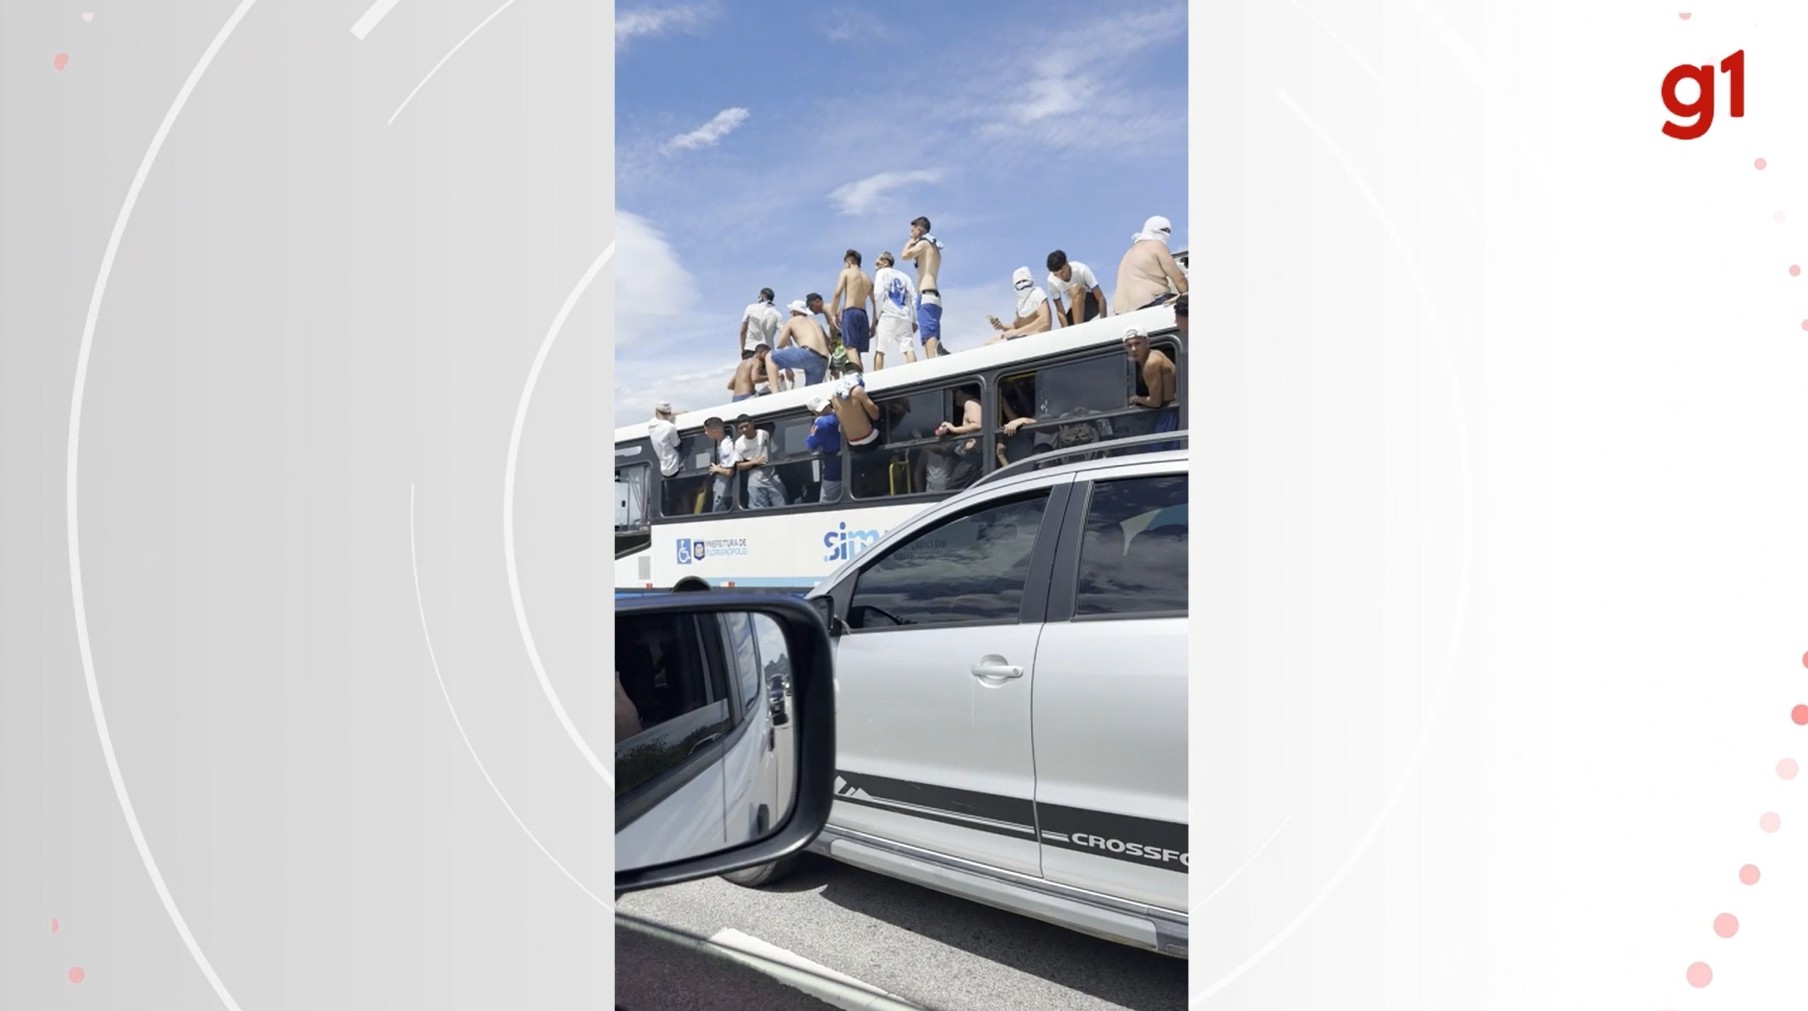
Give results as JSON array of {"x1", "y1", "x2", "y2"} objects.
[
  {"x1": 1114, "y1": 215, "x2": 1189, "y2": 313},
  {"x1": 987, "y1": 267, "x2": 1055, "y2": 342}
]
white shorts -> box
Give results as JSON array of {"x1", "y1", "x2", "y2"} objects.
[{"x1": 874, "y1": 313, "x2": 919, "y2": 359}]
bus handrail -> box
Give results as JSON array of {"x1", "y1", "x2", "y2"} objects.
[{"x1": 971, "y1": 431, "x2": 1188, "y2": 490}]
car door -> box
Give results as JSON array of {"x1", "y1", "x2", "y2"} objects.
[
  {"x1": 825, "y1": 475, "x2": 1075, "y2": 878},
  {"x1": 1031, "y1": 465, "x2": 1189, "y2": 912}
]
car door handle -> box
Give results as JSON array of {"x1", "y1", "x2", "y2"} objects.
[
  {"x1": 970, "y1": 655, "x2": 1024, "y2": 680},
  {"x1": 688, "y1": 733, "x2": 723, "y2": 756}
]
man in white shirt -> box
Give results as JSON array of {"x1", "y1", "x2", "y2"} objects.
[
  {"x1": 870, "y1": 250, "x2": 919, "y2": 371},
  {"x1": 648, "y1": 401, "x2": 684, "y2": 515},
  {"x1": 732, "y1": 415, "x2": 786, "y2": 510},
  {"x1": 1045, "y1": 249, "x2": 1107, "y2": 325},
  {"x1": 738, "y1": 288, "x2": 782, "y2": 360}
]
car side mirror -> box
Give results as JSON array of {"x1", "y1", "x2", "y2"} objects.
[{"x1": 614, "y1": 594, "x2": 835, "y2": 894}]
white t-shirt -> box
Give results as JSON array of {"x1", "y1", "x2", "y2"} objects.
[
  {"x1": 734, "y1": 431, "x2": 780, "y2": 492},
  {"x1": 649, "y1": 417, "x2": 682, "y2": 476},
  {"x1": 1046, "y1": 260, "x2": 1101, "y2": 311},
  {"x1": 741, "y1": 300, "x2": 782, "y2": 352},
  {"x1": 874, "y1": 266, "x2": 917, "y2": 321}
]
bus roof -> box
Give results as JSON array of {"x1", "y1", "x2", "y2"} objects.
[{"x1": 614, "y1": 300, "x2": 1180, "y2": 442}]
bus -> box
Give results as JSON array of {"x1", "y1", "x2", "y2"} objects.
[{"x1": 614, "y1": 299, "x2": 1186, "y2": 595}]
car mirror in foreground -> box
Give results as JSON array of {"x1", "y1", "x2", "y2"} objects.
[{"x1": 614, "y1": 594, "x2": 835, "y2": 894}]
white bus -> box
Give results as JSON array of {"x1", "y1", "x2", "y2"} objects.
[{"x1": 614, "y1": 300, "x2": 1187, "y2": 595}]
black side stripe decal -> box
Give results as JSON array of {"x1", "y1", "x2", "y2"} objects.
[{"x1": 833, "y1": 770, "x2": 1189, "y2": 873}]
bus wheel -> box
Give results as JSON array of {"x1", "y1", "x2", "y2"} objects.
[
  {"x1": 673, "y1": 577, "x2": 710, "y2": 593},
  {"x1": 721, "y1": 855, "x2": 802, "y2": 888}
]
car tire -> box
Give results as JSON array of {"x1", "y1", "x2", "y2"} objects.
[{"x1": 721, "y1": 854, "x2": 802, "y2": 888}]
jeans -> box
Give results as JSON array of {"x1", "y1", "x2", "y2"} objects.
[
  {"x1": 747, "y1": 478, "x2": 785, "y2": 509},
  {"x1": 768, "y1": 345, "x2": 828, "y2": 386}
]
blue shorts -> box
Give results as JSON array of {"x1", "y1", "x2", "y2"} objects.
[
  {"x1": 767, "y1": 345, "x2": 828, "y2": 386},
  {"x1": 839, "y1": 308, "x2": 871, "y2": 352},
  {"x1": 917, "y1": 294, "x2": 942, "y2": 341}
]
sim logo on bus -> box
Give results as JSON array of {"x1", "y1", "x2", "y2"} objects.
[{"x1": 823, "y1": 522, "x2": 883, "y2": 563}]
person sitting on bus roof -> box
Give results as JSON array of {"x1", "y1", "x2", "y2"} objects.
[
  {"x1": 649, "y1": 401, "x2": 684, "y2": 514},
  {"x1": 829, "y1": 250, "x2": 874, "y2": 373},
  {"x1": 769, "y1": 300, "x2": 831, "y2": 387},
  {"x1": 824, "y1": 368, "x2": 882, "y2": 452},
  {"x1": 728, "y1": 343, "x2": 771, "y2": 402},
  {"x1": 1114, "y1": 215, "x2": 1188, "y2": 313},
  {"x1": 987, "y1": 267, "x2": 1055, "y2": 343},
  {"x1": 870, "y1": 251, "x2": 920, "y2": 371},
  {"x1": 1046, "y1": 249, "x2": 1107, "y2": 325},
  {"x1": 733, "y1": 415, "x2": 786, "y2": 510},
  {"x1": 703, "y1": 416, "x2": 736, "y2": 512},
  {"x1": 804, "y1": 396, "x2": 845, "y2": 504}
]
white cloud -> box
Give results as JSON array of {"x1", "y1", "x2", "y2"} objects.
[
  {"x1": 975, "y1": 3, "x2": 1185, "y2": 153},
  {"x1": 828, "y1": 169, "x2": 945, "y2": 216},
  {"x1": 825, "y1": 5, "x2": 885, "y2": 42},
  {"x1": 663, "y1": 107, "x2": 750, "y2": 153},
  {"x1": 617, "y1": 4, "x2": 717, "y2": 50},
  {"x1": 616, "y1": 211, "x2": 699, "y2": 343}
]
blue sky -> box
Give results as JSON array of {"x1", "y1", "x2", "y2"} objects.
[{"x1": 614, "y1": 0, "x2": 1188, "y2": 426}]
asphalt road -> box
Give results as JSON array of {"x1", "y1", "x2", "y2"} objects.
[{"x1": 617, "y1": 853, "x2": 1188, "y2": 1011}]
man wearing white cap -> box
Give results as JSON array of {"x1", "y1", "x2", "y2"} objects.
[
  {"x1": 769, "y1": 299, "x2": 832, "y2": 387},
  {"x1": 870, "y1": 251, "x2": 919, "y2": 370},
  {"x1": 1113, "y1": 214, "x2": 1189, "y2": 314},
  {"x1": 986, "y1": 267, "x2": 1054, "y2": 342},
  {"x1": 648, "y1": 401, "x2": 684, "y2": 515},
  {"x1": 804, "y1": 394, "x2": 844, "y2": 503}
]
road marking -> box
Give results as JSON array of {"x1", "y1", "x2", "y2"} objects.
[
  {"x1": 706, "y1": 928, "x2": 920, "y2": 1010},
  {"x1": 349, "y1": 0, "x2": 402, "y2": 39}
]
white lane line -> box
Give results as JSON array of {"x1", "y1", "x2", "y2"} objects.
[
  {"x1": 386, "y1": 0, "x2": 517, "y2": 124},
  {"x1": 706, "y1": 928, "x2": 920, "y2": 1010},
  {"x1": 67, "y1": 3, "x2": 262, "y2": 1008},
  {"x1": 349, "y1": 0, "x2": 403, "y2": 40}
]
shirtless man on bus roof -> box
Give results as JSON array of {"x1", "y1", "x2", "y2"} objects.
[
  {"x1": 1113, "y1": 215, "x2": 1189, "y2": 313},
  {"x1": 829, "y1": 250, "x2": 875, "y2": 372},
  {"x1": 901, "y1": 215, "x2": 945, "y2": 357}
]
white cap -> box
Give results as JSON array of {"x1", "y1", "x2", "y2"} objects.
[
  {"x1": 788, "y1": 300, "x2": 810, "y2": 315},
  {"x1": 807, "y1": 394, "x2": 831, "y2": 413}
]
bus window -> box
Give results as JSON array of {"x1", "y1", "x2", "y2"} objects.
[
  {"x1": 994, "y1": 353, "x2": 1141, "y2": 464},
  {"x1": 616, "y1": 462, "x2": 651, "y2": 531},
  {"x1": 766, "y1": 412, "x2": 820, "y2": 507},
  {"x1": 851, "y1": 383, "x2": 983, "y2": 500},
  {"x1": 659, "y1": 429, "x2": 729, "y2": 519}
]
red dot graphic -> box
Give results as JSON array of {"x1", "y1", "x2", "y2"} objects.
[
  {"x1": 1780, "y1": 758, "x2": 1799, "y2": 780},
  {"x1": 1792, "y1": 265, "x2": 1802, "y2": 277},
  {"x1": 1792, "y1": 704, "x2": 1808, "y2": 725},
  {"x1": 1714, "y1": 913, "x2": 1739, "y2": 937},
  {"x1": 49, "y1": 917, "x2": 58, "y2": 934},
  {"x1": 1687, "y1": 962, "x2": 1712, "y2": 987},
  {"x1": 1740, "y1": 863, "x2": 1760, "y2": 884},
  {"x1": 1760, "y1": 811, "x2": 1781, "y2": 833},
  {"x1": 1756, "y1": 158, "x2": 1768, "y2": 169},
  {"x1": 67, "y1": 967, "x2": 84, "y2": 984}
]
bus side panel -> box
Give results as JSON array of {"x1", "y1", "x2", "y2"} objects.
[{"x1": 639, "y1": 504, "x2": 927, "y2": 591}]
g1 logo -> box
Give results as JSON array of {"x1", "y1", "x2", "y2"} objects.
[{"x1": 1662, "y1": 49, "x2": 1744, "y2": 140}]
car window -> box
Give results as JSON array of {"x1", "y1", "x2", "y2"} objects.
[
  {"x1": 1074, "y1": 475, "x2": 1188, "y2": 617},
  {"x1": 846, "y1": 492, "x2": 1050, "y2": 629},
  {"x1": 721, "y1": 612, "x2": 761, "y2": 717},
  {"x1": 753, "y1": 613, "x2": 791, "y2": 692},
  {"x1": 615, "y1": 612, "x2": 734, "y2": 796}
]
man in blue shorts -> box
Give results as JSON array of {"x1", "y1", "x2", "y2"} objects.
[
  {"x1": 829, "y1": 249, "x2": 875, "y2": 372},
  {"x1": 902, "y1": 215, "x2": 946, "y2": 356}
]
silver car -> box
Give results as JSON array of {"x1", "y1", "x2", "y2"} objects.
[{"x1": 726, "y1": 434, "x2": 1189, "y2": 958}]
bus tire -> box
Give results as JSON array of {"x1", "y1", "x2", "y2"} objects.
[
  {"x1": 721, "y1": 854, "x2": 802, "y2": 889},
  {"x1": 673, "y1": 577, "x2": 710, "y2": 593}
]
